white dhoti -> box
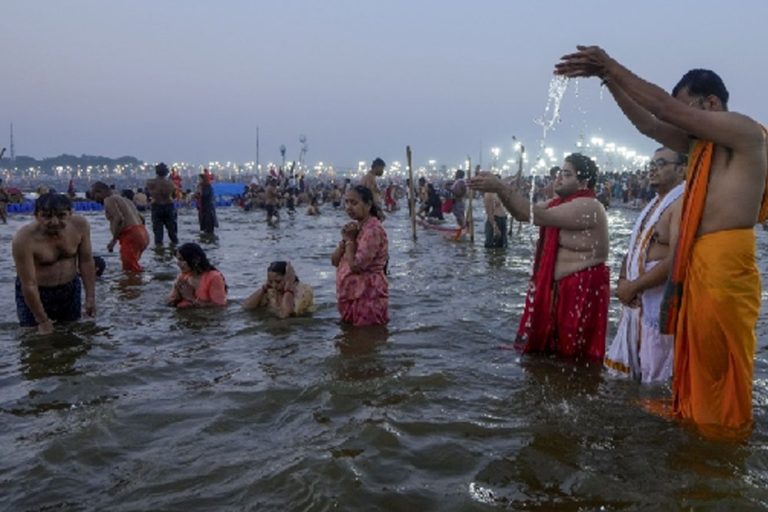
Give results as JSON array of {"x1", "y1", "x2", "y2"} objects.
[
  {"x1": 638, "y1": 260, "x2": 673, "y2": 384},
  {"x1": 604, "y1": 183, "x2": 684, "y2": 383}
]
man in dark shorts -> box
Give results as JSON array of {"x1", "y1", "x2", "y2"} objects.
[
  {"x1": 12, "y1": 193, "x2": 97, "y2": 334},
  {"x1": 145, "y1": 162, "x2": 179, "y2": 247}
]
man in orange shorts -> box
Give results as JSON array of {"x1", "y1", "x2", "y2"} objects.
[{"x1": 91, "y1": 182, "x2": 149, "y2": 272}]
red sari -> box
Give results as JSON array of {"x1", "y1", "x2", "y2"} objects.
[{"x1": 515, "y1": 189, "x2": 609, "y2": 360}]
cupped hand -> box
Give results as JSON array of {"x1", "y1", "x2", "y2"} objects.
[
  {"x1": 341, "y1": 222, "x2": 359, "y2": 241},
  {"x1": 469, "y1": 172, "x2": 504, "y2": 194},
  {"x1": 554, "y1": 45, "x2": 611, "y2": 79},
  {"x1": 177, "y1": 280, "x2": 197, "y2": 302}
]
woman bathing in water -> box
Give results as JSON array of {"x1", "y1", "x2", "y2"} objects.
[
  {"x1": 167, "y1": 243, "x2": 228, "y2": 308},
  {"x1": 242, "y1": 261, "x2": 314, "y2": 318}
]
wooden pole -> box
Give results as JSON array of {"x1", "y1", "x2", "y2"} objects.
[
  {"x1": 407, "y1": 146, "x2": 417, "y2": 241},
  {"x1": 466, "y1": 156, "x2": 474, "y2": 243}
]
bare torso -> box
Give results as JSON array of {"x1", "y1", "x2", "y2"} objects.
[
  {"x1": 698, "y1": 143, "x2": 768, "y2": 235},
  {"x1": 361, "y1": 173, "x2": 380, "y2": 204},
  {"x1": 145, "y1": 178, "x2": 176, "y2": 206},
  {"x1": 15, "y1": 217, "x2": 89, "y2": 286},
  {"x1": 646, "y1": 197, "x2": 681, "y2": 262},
  {"x1": 550, "y1": 198, "x2": 609, "y2": 280},
  {"x1": 105, "y1": 195, "x2": 143, "y2": 237}
]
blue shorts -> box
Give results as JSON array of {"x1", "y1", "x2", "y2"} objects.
[{"x1": 16, "y1": 276, "x2": 82, "y2": 327}]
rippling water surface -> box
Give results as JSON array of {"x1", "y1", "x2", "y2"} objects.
[{"x1": 2, "y1": 205, "x2": 768, "y2": 511}]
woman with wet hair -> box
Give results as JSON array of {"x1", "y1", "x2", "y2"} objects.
[
  {"x1": 167, "y1": 243, "x2": 227, "y2": 308},
  {"x1": 242, "y1": 261, "x2": 314, "y2": 318},
  {"x1": 331, "y1": 185, "x2": 389, "y2": 326}
]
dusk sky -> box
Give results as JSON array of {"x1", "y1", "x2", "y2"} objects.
[{"x1": 2, "y1": 0, "x2": 767, "y2": 170}]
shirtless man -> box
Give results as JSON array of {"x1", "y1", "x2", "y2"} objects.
[
  {"x1": 12, "y1": 193, "x2": 96, "y2": 334},
  {"x1": 264, "y1": 177, "x2": 280, "y2": 224},
  {"x1": 556, "y1": 46, "x2": 768, "y2": 439},
  {"x1": 605, "y1": 148, "x2": 685, "y2": 383},
  {"x1": 555, "y1": 46, "x2": 768, "y2": 439},
  {"x1": 360, "y1": 157, "x2": 386, "y2": 220},
  {"x1": 470, "y1": 153, "x2": 609, "y2": 360},
  {"x1": 145, "y1": 162, "x2": 179, "y2": 247},
  {"x1": 451, "y1": 169, "x2": 468, "y2": 227},
  {"x1": 483, "y1": 175, "x2": 508, "y2": 248},
  {"x1": 91, "y1": 182, "x2": 149, "y2": 272}
]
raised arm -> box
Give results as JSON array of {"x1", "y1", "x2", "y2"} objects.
[
  {"x1": 604, "y1": 80, "x2": 689, "y2": 153},
  {"x1": 557, "y1": 45, "x2": 764, "y2": 152}
]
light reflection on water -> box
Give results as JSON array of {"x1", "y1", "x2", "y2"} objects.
[{"x1": 0, "y1": 206, "x2": 767, "y2": 510}]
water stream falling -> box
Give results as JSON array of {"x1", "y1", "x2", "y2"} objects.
[
  {"x1": 530, "y1": 75, "x2": 570, "y2": 227},
  {"x1": 514, "y1": 75, "x2": 570, "y2": 344}
]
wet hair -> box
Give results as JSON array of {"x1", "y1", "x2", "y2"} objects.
[
  {"x1": 350, "y1": 185, "x2": 382, "y2": 218},
  {"x1": 177, "y1": 242, "x2": 218, "y2": 274},
  {"x1": 372, "y1": 157, "x2": 386, "y2": 168},
  {"x1": 564, "y1": 153, "x2": 599, "y2": 189},
  {"x1": 672, "y1": 69, "x2": 729, "y2": 109},
  {"x1": 268, "y1": 261, "x2": 287, "y2": 274},
  {"x1": 35, "y1": 193, "x2": 72, "y2": 214},
  {"x1": 155, "y1": 162, "x2": 170, "y2": 177},
  {"x1": 93, "y1": 255, "x2": 106, "y2": 277},
  {"x1": 268, "y1": 260, "x2": 299, "y2": 282}
]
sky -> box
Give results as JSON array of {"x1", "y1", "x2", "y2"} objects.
[{"x1": 2, "y1": 0, "x2": 767, "y2": 170}]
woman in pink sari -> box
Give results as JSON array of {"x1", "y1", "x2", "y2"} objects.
[
  {"x1": 331, "y1": 185, "x2": 389, "y2": 326},
  {"x1": 167, "y1": 243, "x2": 227, "y2": 308}
]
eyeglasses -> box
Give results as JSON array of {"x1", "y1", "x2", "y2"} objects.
[{"x1": 648, "y1": 158, "x2": 681, "y2": 170}]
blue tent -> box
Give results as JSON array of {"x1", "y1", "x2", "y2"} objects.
[{"x1": 212, "y1": 183, "x2": 247, "y2": 197}]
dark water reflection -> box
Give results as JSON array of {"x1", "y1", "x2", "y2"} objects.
[{"x1": 1, "y1": 205, "x2": 767, "y2": 510}]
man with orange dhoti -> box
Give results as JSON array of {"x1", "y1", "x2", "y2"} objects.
[
  {"x1": 605, "y1": 147, "x2": 685, "y2": 383},
  {"x1": 91, "y1": 182, "x2": 149, "y2": 272},
  {"x1": 557, "y1": 47, "x2": 768, "y2": 440},
  {"x1": 471, "y1": 153, "x2": 610, "y2": 360}
]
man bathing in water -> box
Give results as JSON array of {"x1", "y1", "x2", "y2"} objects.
[
  {"x1": 605, "y1": 147, "x2": 686, "y2": 383},
  {"x1": 12, "y1": 193, "x2": 97, "y2": 335},
  {"x1": 145, "y1": 162, "x2": 179, "y2": 247},
  {"x1": 470, "y1": 153, "x2": 610, "y2": 360},
  {"x1": 90, "y1": 181, "x2": 149, "y2": 272},
  {"x1": 556, "y1": 45, "x2": 768, "y2": 440},
  {"x1": 360, "y1": 157, "x2": 386, "y2": 220}
]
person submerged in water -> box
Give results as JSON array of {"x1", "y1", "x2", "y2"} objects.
[
  {"x1": 242, "y1": 261, "x2": 314, "y2": 318},
  {"x1": 167, "y1": 242, "x2": 228, "y2": 308},
  {"x1": 12, "y1": 193, "x2": 97, "y2": 334}
]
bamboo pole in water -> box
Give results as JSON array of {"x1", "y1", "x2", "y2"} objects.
[
  {"x1": 407, "y1": 146, "x2": 417, "y2": 241},
  {"x1": 466, "y1": 156, "x2": 474, "y2": 243}
]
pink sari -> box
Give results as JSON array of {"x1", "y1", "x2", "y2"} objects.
[{"x1": 336, "y1": 217, "x2": 389, "y2": 325}]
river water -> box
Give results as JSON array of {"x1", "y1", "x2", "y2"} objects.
[{"x1": 1, "y1": 204, "x2": 767, "y2": 511}]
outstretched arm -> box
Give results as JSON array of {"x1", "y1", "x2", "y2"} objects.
[
  {"x1": 556, "y1": 45, "x2": 764, "y2": 151},
  {"x1": 604, "y1": 81, "x2": 689, "y2": 153}
]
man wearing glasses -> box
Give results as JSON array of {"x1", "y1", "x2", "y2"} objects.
[
  {"x1": 605, "y1": 148, "x2": 685, "y2": 384},
  {"x1": 556, "y1": 46, "x2": 768, "y2": 440}
]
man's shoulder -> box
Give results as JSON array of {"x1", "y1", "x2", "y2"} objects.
[{"x1": 69, "y1": 214, "x2": 91, "y2": 230}]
